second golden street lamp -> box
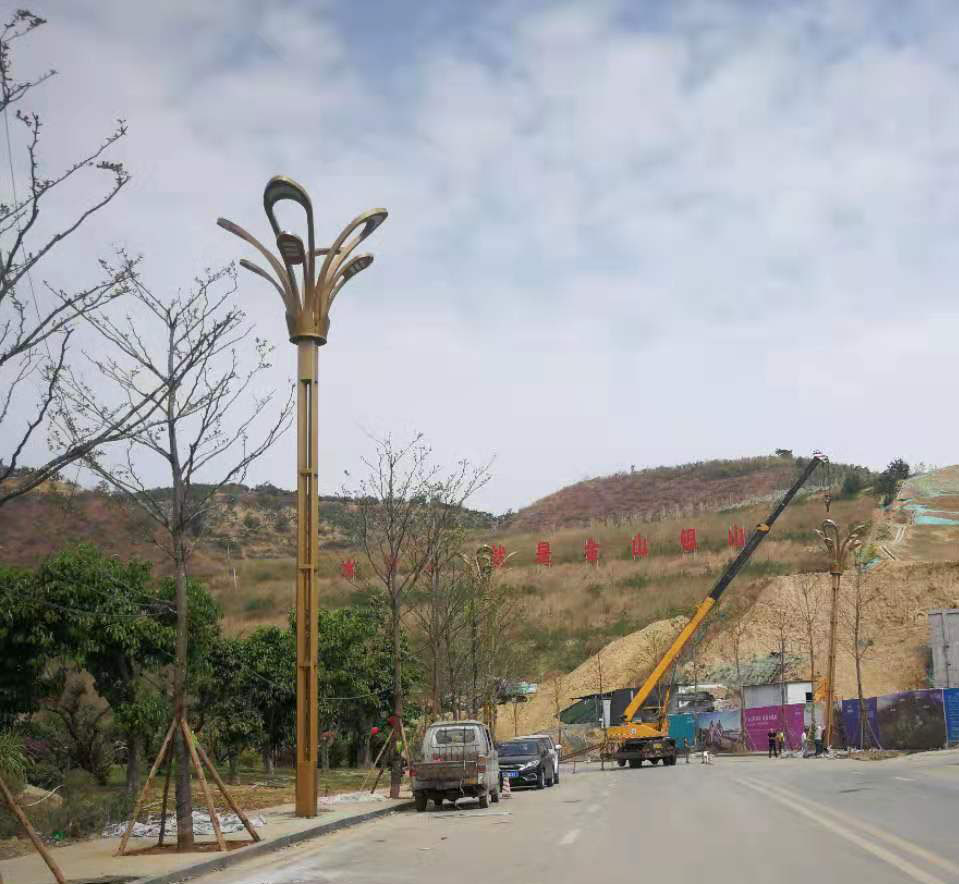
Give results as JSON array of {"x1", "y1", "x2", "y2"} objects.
[
  {"x1": 218, "y1": 178, "x2": 387, "y2": 817},
  {"x1": 816, "y1": 518, "x2": 866, "y2": 752}
]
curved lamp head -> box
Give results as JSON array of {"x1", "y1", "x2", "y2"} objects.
[{"x1": 219, "y1": 178, "x2": 387, "y2": 345}]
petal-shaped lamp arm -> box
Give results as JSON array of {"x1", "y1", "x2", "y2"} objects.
[
  {"x1": 317, "y1": 208, "x2": 387, "y2": 293},
  {"x1": 217, "y1": 217, "x2": 300, "y2": 315}
]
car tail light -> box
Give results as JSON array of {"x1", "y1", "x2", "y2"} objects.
[{"x1": 477, "y1": 755, "x2": 487, "y2": 772}]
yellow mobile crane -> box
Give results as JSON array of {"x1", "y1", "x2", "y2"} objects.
[{"x1": 607, "y1": 452, "x2": 827, "y2": 768}]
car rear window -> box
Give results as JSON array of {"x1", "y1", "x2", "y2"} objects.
[
  {"x1": 433, "y1": 727, "x2": 477, "y2": 745},
  {"x1": 498, "y1": 741, "x2": 540, "y2": 755}
]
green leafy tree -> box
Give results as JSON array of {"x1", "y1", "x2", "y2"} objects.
[{"x1": 315, "y1": 601, "x2": 419, "y2": 768}]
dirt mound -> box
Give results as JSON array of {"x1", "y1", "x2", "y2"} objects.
[
  {"x1": 495, "y1": 615, "x2": 688, "y2": 740},
  {"x1": 699, "y1": 561, "x2": 959, "y2": 699}
]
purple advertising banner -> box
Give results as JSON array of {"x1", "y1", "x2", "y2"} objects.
[
  {"x1": 744, "y1": 704, "x2": 805, "y2": 751},
  {"x1": 841, "y1": 697, "x2": 880, "y2": 749}
]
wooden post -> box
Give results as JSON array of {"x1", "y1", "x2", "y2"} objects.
[
  {"x1": 117, "y1": 719, "x2": 177, "y2": 856},
  {"x1": 180, "y1": 719, "x2": 226, "y2": 852},
  {"x1": 191, "y1": 735, "x2": 261, "y2": 842},
  {"x1": 0, "y1": 774, "x2": 66, "y2": 884}
]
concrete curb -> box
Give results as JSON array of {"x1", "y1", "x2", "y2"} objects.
[{"x1": 130, "y1": 802, "x2": 414, "y2": 884}]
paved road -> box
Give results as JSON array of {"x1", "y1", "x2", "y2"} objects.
[{"x1": 197, "y1": 750, "x2": 959, "y2": 884}]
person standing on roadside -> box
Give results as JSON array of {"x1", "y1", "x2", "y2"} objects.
[
  {"x1": 814, "y1": 722, "x2": 824, "y2": 756},
  {"x1": 767, "y1": 727, "x2": 777, "y2": 758},
  {"x1": 776, "y1": 729, "x2": 785, "y2": 757},
  {"x1": 682, "y1": 738, "x2": 690, "y2": 763}
]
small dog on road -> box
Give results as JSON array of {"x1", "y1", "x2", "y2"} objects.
[{"x1": 701, "y1": 750, "x2": 712, "y2": 765}]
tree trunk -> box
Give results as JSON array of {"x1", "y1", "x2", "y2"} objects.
[
  {"x1": 320, "y1": 740, "x2": 330, "y2": 770},
  {"x1": 261, "y1": 748, "x2": 274, "y2": 776},
  {"x1": 856, "y1": 650, "x2": 866, "y2": 749},
  {"x1": 173, "y1": 538, "x2": 194, "y2": 850},
  {"x1": 168, "y1": 371, "x2": 194, "y2": 851},
  {"x1": 807, "y1": 626, "x2": 817, "y2": 751},
  {"x1": 125, "y1": 730, "x2": 142, "y2": 799},
  {"x1": 390, "y1": 585, "x2": 403, "y2": 799},
  {"x1": 228, "y1": 755, "x2": 239, "y2": 785},
  {"x1": 358, "y1": 723, "x2": 372, "y2": 769}
]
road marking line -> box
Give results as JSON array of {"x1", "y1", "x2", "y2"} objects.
[
  {"x1": 559, "y1": 828, "x2": 581, "y2": 846},
  {"x1": 586, "y1": 804, "x2": 600, "y2": 814},
  {"x1": 895, "y1": 776, "x2": 915, "y2": 782},
  {"x1": 738, "y1": 779, "x2": 945, "y2": 884},
  {"x1": 740, "y1": 778, "x2": 959, "y2": 878},
  {"x1": 749, "y1": 778, "x2": 959, "y2": 877}
]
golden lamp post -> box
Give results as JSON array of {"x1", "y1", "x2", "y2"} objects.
[
  {"x1": 218, "y1": 178, "x2": 387, "y2": 817},
  {"x1": 816, "y1": 518, "x2": 866, "y2": 750}
]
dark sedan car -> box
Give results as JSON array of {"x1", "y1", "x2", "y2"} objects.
[{"x1": 497, "y1": 738, "x2": 556, "y2": 789}]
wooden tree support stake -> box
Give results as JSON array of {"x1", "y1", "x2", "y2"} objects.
[
  {"x1": 180, "y1": 719, "x2": 226, "y2": 852},
  {"x1": 117, "y1": 719, "x2": 177, "y2": 856},
  {"x1": 116, "y1": 716, "x2": 259, "y2": 855},
  {"x1": 157, "y1": 748, "x2": 174, "y2": 847},
  {"x1": 360, "y1": 728, "x2": 394, "y2": 794},
  {"x1": 191, "y1": 733, "x2": 261, "y2": 842},
  {"x1": 0, "y1": 774, "x2": 66, "y2": 884}
]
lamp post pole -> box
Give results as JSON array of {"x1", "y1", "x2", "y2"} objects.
[
  {"x1": 816, "y1": 519, "x2": 866, "y2": 751},
  {"x1": 218, "y1": 178, "x2": 386, "y2": 817}
]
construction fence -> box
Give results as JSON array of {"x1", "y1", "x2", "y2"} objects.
[{"x1": 840, "y1": 688, "x2": 959, "y2": 750}]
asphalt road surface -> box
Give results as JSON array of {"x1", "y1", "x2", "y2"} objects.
[{"x1": 196, "y1": 750, "x2": 959, "y2": 884}]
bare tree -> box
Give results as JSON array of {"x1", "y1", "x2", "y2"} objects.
[
  {"x1": 721, "y1": 609, "x2": 750, "y2": 750},
  {"x1": 840, "y1": 558, "x2": 882, "y2": 749},
  {"x1": 770, "y1": 601, "x2": 791, "y2": 749},
  {"x1": 790, "y1": 574, "x2": 824, "y2": 748},
  {"x1": 408, "y1": 520, "x2": 469, "y2": 719},
  {"x1": 0, "y1": 12, "x2": 167, "y2": 505},
  {"x1": 55, "y1": 265, "x2": 292, "y2": 849},
  {"x1": 350, "y1": 434, "x2": 487, "y2": 797}
]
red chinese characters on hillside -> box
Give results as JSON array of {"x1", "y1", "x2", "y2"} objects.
[
  {"x1": 490, "y1": 544, "x2": 507, "y2": 568},
  {"x1": 584, "y1": 537, "x2": 600, "y2": 565},
  {"x1": 340, "y1": 559, "x2": 356, "y2": 579},
  {"x1": 728, "y1": 525, "x2": 746, "y2": 549},
  {"x1": 535, "y1": 541, "x2": 552, "y2": 567},
  {"x1": 680, "y1": 528, "x2": 697, "y2": 553},
  {"x1": 631, "y1": 533, "x2": 649, "y2": 559}
]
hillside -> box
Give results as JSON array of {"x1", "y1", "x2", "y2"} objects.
[{"x1": 508, "y1": 455, "x2": 874, "y2": 532}]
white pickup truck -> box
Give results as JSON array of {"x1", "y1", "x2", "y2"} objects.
[{"x1": 411, "y1": 720, "x2": 501, "y2": 812}]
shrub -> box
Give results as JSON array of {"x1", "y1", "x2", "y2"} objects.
[{"x1": 244, "y1": 596, "x2": 275, "y2": 615}]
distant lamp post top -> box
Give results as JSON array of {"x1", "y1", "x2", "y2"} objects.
[
  {"x1": 217, "y1": 176, "x2": 387, "y2": 344},
  {"x1": 816, "y1": 519, "x2": 867, "y2": 575}
]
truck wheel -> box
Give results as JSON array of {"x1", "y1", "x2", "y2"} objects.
[
  {"x1": 628, "y1": 758, "x2": 641, "y2": 768},
  {"x1": 617, "y1": 759, "x2": 626, "y2": 767},
  {"x1": 478, "y1": 790, "x2": 490, "y2": 809},
  {"x1": 547, "y1": 770, "x2": 554, "y2": 787},
  {"x1": 491, "y1": 788, "x2": 500, "y2": 804},
  {"x1": 651, "y1": 758, "x2": 660, "y2": 765},
  {"x1": 536, "y1": 769, "x2": 545, "y2": 789},
  {"x1": 554, "y1": 769, "x2": 560, "y2": 784},
  {"x1": 415, "y1": 792, "x2": 428, "y2": 813}
]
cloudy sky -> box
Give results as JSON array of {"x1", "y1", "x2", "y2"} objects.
[{"x1": 6, "y1": 0, "x2": 959, "y2": 513}]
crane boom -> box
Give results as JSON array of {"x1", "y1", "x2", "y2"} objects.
[{"x1": 617, "y1": 452, "x2": 826, "y2": 727}]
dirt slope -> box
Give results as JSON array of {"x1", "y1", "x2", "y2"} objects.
[{"x1": 496, "y1": 616, "x2": 688, "y2": 739}]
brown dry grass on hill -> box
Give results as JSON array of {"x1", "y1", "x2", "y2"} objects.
[{"x1": 508, "y1": 456, "x2": 859, "y2": 532}]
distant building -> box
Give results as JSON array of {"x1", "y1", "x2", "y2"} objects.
[
  {"x1": 743, "y1": 681, "x2": 812, "y2": 709},
  {"x1": 929, "y1": 609, "x2": 959, "y2": 689}
]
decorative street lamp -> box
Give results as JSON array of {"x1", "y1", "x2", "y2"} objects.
[
  {"x1": 218, "y1": 178, "x2": 387, "y2": 817},
  {"x1": 816, "y1": 518, "x2": 867, "y2": 751}
]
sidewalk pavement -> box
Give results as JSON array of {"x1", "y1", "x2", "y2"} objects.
[{"x1": 0, "y1": 795, "x2": 414, "y2": 884}]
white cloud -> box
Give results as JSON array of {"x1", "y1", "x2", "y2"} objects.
[{"x1": 4, "y1": 0, "x2": 959, "y2": 512}]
